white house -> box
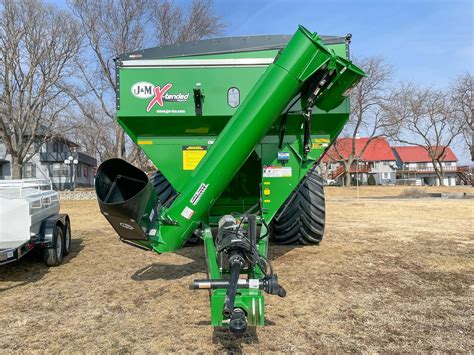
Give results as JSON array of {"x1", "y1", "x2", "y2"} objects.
[
  {"x1": 0, "y1": 135, "x2": 97, "y2": 190},
  {"x1": 393, "y1": 146, "x2": 458, "y2": 186}
]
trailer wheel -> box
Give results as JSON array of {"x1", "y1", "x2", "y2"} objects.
[
  {"x1": 44, "y1": 225, "x2": 64, "y2": 266},
  {"x1": 270, "y1": 170, "x2": 325, "y2": 245},
  {"x1": 150, "y1": 171, "x2": 201, "y2": 246},
  {"x1": 63, "y1": 219, "x2": 72, "y2": 256}
]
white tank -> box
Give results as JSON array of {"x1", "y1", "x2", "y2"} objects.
[{"x1": 0, "y1": 179, "x2": 59, "y2": 247}]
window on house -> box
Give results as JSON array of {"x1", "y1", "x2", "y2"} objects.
[
  {"x1": 418, "y1": 162, "x2": 427, "y2": 169},
  {"x1": 62, "y1": 164, "x2": 69, "y2": 176},
  {"x1": 382, "y1": 172, "x2": 390, "y2": 180},
  {"x1": 52, "y1": 163, "x2": 69, "y2": 177},
  {"x1": 382, "y1": 161, "x2": 389, "y2": 166},
  {"x1": 76, "y1": 164, "x2": 82, "y2": 178},
  {"x1": 23, "y1": 162, "x2": 36, "y2": 178}
]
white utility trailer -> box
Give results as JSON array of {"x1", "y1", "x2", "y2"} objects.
[{"x1": 0, "y1": 179, "x2": 71, "y2": 266}]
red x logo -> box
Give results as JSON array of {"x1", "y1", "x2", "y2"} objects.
[{"x1": 146, "y1": 84, "x2": 172, "y2": 112}]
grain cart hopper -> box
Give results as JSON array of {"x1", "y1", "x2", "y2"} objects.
[{"x1": 95, "y1": 25, "x2": 365, "y2": 333}]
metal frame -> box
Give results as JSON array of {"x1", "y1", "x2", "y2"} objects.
[
  {"x1": 0, "y1": 178, "x2": 53, "y2": 197},
  {"x1": 202, "y1": 227, "x2": 266, "y2": 326}
]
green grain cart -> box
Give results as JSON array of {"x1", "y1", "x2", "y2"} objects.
[{"x1": 95, "y1": 25, "x2": 365, "y2": 334}]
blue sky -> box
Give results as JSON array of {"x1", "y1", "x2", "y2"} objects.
[
  {"x1": 51, "y1": 0, "x2": 473, "y2": 87},
  {"x1": 215, "y1": 0, "x2": 473, "y2": 88}
]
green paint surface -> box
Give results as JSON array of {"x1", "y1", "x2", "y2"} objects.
[{"x1": 115, "y1": 26, "x2": 365, "y2": 328}]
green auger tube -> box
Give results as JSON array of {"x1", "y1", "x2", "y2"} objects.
[{"x1": 147, "y1": 25, "x2": 365, "y2": 253}]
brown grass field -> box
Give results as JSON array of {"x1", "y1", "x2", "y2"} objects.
[{"x1": 1, "y1": 186, "x2": 473, "y2": 353}]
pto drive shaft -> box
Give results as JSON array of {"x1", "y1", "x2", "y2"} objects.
[{"x1": 191, "y1": 275, "x2": 287, "y2": 297}]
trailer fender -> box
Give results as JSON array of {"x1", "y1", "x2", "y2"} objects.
[{"x1": 40, "y1": 214, "x2": 69, "y2": 248}]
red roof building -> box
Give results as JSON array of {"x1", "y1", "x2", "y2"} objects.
[
  {"x1": 323, "y1": 137, "x2": 396, "y2": 162},
  {"x1": 318, "y1": 139, "x2": 465, "y2": 186},
  {"x1": 392, "y1": 146, "x2": 461, "y2": 186},
  {"x1": 321, "y1": 137, "x2": 397, "y2": 185},
  {"x1": 392, "y1": 146, "x2": 458, "y2": 163}
]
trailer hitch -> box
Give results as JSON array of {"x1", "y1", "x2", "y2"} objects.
[
  {"x1": 191, "y1": 214, "x2": 286, "y2": 333},
  {"x1": 191, "y1": 274, "x2": 286, "y2": 334}
]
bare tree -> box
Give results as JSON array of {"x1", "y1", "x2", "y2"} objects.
[
  {"x1": 330, "y1": 56, "x2": 395, "y2": 186},
  {"x1": 67, "y1": 0, "x2": 149, "y2": 160},
  {"x1": 65, "y1": 100, "x2": 116, "y2": 161},
  {"x1": 67, "y1": 0, "x2": 224, "y2": 163},
  {"x1": 385, "y1": 83, "x2": 465, "y2": 185},
  {"x1": 0, "y1": 0, "x2": 81, "y2": 178},
  {"x1": 153, "y1": 0, "x2": 225, "y2": 45},
  {"x1": 450, "y1": 73, "x2": 473, "y2": 161}
]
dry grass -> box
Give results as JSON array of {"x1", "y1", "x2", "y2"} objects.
[
  {"x1": 325, "y1": 184, "x2": 473, "y2": 199},
  {"x1": 0, "y1": 186, "x2": 473, "y2": 352}
]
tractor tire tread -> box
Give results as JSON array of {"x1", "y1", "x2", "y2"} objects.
[
  {"x1": 149, "y1": 171, "x2": 201, "y2": 246},
  {"x1": 270, "y1": 171, "x2": 325, "y2": 245}
]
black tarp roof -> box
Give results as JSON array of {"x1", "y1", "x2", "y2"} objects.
[{"x1": 117, "y1": 34, "x2": 349, "y2": 62}]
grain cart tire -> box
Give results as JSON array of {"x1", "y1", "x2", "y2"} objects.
[
  {"x1": 150, "y1": 172, "x2": 201, "y2": 246},
  {"x1": 271, "y1": 171, "x2": 325, "y2": 245},
  {"x1": 150, "y1": 171, "x2": 178, "y2": 207},
  {"x1": 44, "y1": 225, "x2": 64, "y2": 266},
  {"x1": 63, "y1": 219, "x2": 72, "y2": 256}
]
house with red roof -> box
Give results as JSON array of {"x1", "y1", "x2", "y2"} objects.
[
  {"x1": 392, "y1": 146, "x2": 459, "y2": 186},
  {"x1": 321, "y1": 137, "x2": 398, "y2": 185}
]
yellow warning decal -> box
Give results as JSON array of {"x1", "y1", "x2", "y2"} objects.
[
  {"x1": 138, "y1": 140, "x2": 153, "y2": 145},
  {"x1": 183, "y1": 145, "x2": 207, "y2": 170},
  {"x1": 312, "y1": 137, "x2": 330, "y2": 149},
  {"x1": 263, "y1": 199, "x2": 271, "y2": 203}
]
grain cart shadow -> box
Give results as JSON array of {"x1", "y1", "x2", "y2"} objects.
[
  {"x1": 131, "y1": 246, "x2": 206, "y2": 281},
  {"x1": 131, "y1": 244, "x2": 310, "y2": 282},
  {"x1": 0, "y1": 238, "x2": 84, "y2": 293},
  {"x1": 212, "y1": 326, "x2": 259, "y2": 352}
]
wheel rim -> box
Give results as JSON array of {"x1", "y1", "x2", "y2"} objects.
[{"x1": 56, "y1": 233, "x2": 62, "y2": 258}]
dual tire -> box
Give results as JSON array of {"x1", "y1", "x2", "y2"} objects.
[
  {"x1": 43, "y1": 219, "x2": 72, "y2": 267},
  {"x1": 270, "y1": 171, "x2": 325, "y2": 245}
]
